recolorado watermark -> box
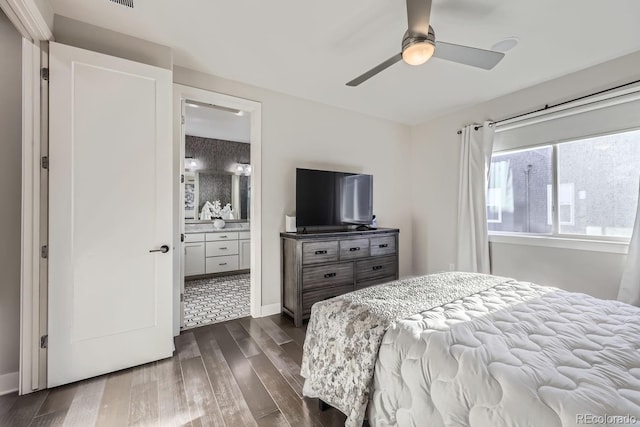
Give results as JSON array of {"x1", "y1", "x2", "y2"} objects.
[{"x1": 576, "y1": 414, "x2": 638, "y2": 425}]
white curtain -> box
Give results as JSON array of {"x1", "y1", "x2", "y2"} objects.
[
  {"x1": 618, "y1": 182, "x2": 640, "y2": 306},
  {"x1": 456, "y1": 121, "x2": 495, "y2": 273}
]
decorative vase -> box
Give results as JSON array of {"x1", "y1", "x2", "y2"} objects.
[{"x1": 213, "y1": 219, "x2": 225, "y2": 229}]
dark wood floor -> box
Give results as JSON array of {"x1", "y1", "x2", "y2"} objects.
[{"x1": 0, "y1": 315, "x2": 347, "y2": 427}]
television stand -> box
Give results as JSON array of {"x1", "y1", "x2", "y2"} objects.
[{"x1": 356, "y1": 224, "x2": 373, "y2": 231}]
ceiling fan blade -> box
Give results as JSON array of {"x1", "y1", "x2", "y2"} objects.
[
  {"x1": 346, "y1": 53, "x2": 403, "y2": 87},
  {"x1": 406, "y1": 0, "x2": 432, "y2": 35},
  {"x1": 434, "y1": 41, "x2": 505, "y2": 70}
]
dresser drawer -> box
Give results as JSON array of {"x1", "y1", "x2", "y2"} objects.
[
  {"x1": 356, "y1": 256, "x2": 397, "y2": 281},
  {"x1": 184, "y1": 233, "x2": 205, "y2": 243},
  {"x1": 370, "y1": 236, "x2": 396, "y2": 257},
  {"x1": 205, "y1": 255, "x2": 239, "y2": 274},
  {"x1": 302, "y1": 262, "x2": 353, "y2": 290},
  {"x1": 339, "y1": 238, "x2": 370, "y2": 260},
  {"x1": 206, "y1": 240, "x2": 239, "y2": 257},
  {"x1": 302, "y1": 283, "x2": 354, "y2": 316},
  {"x1": 238, "y1": 231, "x2": 251, "y2": 240},
  {"x1": 206, "y1": 232, "x2": 239, "y2": 242},
  {"x1": 355, "y1": 275, "x2": 396, "y2": 290},
  {"x1": 302, "y1": 241, "x2": 339, "y2": 265}
]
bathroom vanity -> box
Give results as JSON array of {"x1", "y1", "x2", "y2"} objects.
[{"x1": 184, "y1": 223, "x2": 250, "y2": 277}]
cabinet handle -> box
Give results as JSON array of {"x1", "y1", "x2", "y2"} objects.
[
  {"x1": 219, "y1": 262, "x2": 227, "y2": 266},
  {"x1": 349, "y1": 247, "x2": 360, "y2": 252},
  {"x1": 324, "y1": 272, "x2": 337, "y2": 278},
  {"x1": 219, "y1": 236, "x2": 228, "y2": 239},
  {"x1": 315, "y1": 250, "x2": 327, "y2": 255},
  {"x1": 379, "y1": 244, "x2": 388, "y2": 248},
  {"x1": 372, "y1": 265, "x2": 383, "y2": 271},
  {"x1": 220, "y1": 247, "x2": 228, "y2": 250}
]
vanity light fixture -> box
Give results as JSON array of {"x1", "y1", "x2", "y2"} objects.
[
  {"x1": 235, "y1": 163, "x2": 251, "y2": 176},
  {"x1": 185, "y1": 157, "x2": 197, "y2": 170}
]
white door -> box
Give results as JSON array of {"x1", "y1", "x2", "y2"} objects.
[{"x1": 48, "y1": 42, "x2": 173, "y2": 387}]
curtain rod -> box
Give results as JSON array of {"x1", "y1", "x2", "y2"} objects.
[{"x1": 456, "y1": 78, "x2": 640, "y2": 135}]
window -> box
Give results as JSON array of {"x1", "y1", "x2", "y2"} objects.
[{"x1": 488, "y1": 128, "x2": 640, "y2": 239}]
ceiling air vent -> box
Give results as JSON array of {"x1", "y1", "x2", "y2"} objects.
[{"x1": 109, "y1": 0, "x2": 134, "y2": 8}]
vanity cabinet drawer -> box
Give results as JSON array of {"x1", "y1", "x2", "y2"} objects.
[
  {"x1": 206, "y1": 232, "x2": 239, "y2": 241},
  {"x1": 339, "y1": 238, "x2": 370, "y2": 260},
  {"x1": 206, "y1": 240, "x2": 239, "y2": 257},
  {"x1": 184, "y1": 233, "x2": 205, "y2": 243},
  {"x1": 205, "y1": 255, "x2": 239, "y2": 274},
  {"x1": 302, "y1": 241, "x2": 339, "y2": 265},
  {"x1": 238, "y1": 231, "x2": 251, "y2": 240},
  {"x1": 356, "y1": 256, "x2": 397, "y2": 281},
  {"x1": 302, "y1": 283, "x2": 354, "y2": 316},
  {"x1": 370, "y1": 236, "x2": 396, "y2": 257},
  {"x1": 302, "y1": 262, "x2": 353, "y2": 290}
]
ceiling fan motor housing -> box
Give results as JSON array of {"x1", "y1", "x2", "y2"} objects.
[{"x1": 402, "y1": 25, "x2": 436, "y2": 53}]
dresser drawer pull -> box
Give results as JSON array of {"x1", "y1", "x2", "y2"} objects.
[
  {"x1": 349, "y1": 247, "x2": 361, "y2": 252},
  {"x1": 324, "y1": 272, "x2": 337, "y2": 278},
  {"x1": 219, "y1": 262, "x2": 228, "y2": 266},
  {"x1": 219, "y1": 247, "x2": 228, "y2": 250},
  {"x1": 372, "y1": 265, "x2": 383, "y2": 271},
  {"x1": 315, "y1": 250, "x2": 328, "y2": 255},
  {"x1": 378, "y1": 244, "x2": 389, "y2": 248},
  {"x1": 219, "y1": 235, "x2": 228, "y2": 239}
]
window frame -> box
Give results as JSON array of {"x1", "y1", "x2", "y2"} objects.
[{"x1": 488, "y1": 129, "x2": 639, "y2": 249}]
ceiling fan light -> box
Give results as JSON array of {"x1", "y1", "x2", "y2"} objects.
[{"x1": 402, "y1": 41, "x2": 435, "y2": 66}]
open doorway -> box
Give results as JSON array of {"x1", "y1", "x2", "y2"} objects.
[
  {"x1": 182, "y1": 101, "x2": 251, "y2": 329},
  {"x1": 173, "y1": 85, "x2": 262, "y2": 335}
]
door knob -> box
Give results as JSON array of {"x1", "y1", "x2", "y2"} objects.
[{"x1": 149, "y1": 245, "x2": 170, "y2": 253}]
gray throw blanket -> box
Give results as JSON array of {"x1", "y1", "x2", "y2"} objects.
[{"x1": 300, "y1": 272, "x2": 512, "y2": 427}]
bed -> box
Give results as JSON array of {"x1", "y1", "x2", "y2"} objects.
[{"x1": 300, "y1": 272, "x2": 640, "y2": 427}]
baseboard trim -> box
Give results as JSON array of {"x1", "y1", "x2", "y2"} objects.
[
  {"x1": 0, "y1": 372, "x2": 19, "y2": 396},
  {"x1": 260, "y1": 303, "x2": 280, "y2": 317}
]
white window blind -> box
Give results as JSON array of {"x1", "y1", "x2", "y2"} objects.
[{"x1": 493, "y1": 87, "x2": 640, "y2": 152}]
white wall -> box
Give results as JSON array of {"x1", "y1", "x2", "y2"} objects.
[
  {"x1": 410, "y1": 51, "x2": 640, "y2": 298},
  {"x1": 0, "y1": 8, "x2": 22, "y2": 390},
  {"x1": 174, "y1": 66, "x2": 413, "y2": 306},
  {"x1": 53, "y1": 15, "x2": 172, "y2": 70}
]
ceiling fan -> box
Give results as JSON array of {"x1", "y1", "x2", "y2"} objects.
[{"x1": 346, "y1": 0, "x2": 505, "y2": 86}]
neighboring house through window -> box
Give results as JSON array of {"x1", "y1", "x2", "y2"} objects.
[{"x1": 487, "y1": 128, "x2": 640, "y2": 240}]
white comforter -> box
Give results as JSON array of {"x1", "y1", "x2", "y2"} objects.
[{"x1": 370, "y1": 281, "x2": 640, "y2": 427}]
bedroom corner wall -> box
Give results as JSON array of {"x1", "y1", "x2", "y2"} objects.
[
  {"x1": 0, "y1": 8, "x2": 23, "y2": 394},
  {"x1": 174, "y1": 66, "x2": 414, "y2": 307},
  {"x1": 410, "y1": 51, "x2": 640, "y2": 299}
]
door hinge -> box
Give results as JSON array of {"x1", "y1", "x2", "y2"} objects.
[
  {"x1": 41, "y1": 156, "x2": 49, "y2": 169},
  {"x1": 41, "y1": 67, "x2": 49, "y2": 81},
  {"x1": 40, "y1": 335, "x2": 48, "y2": 349},
  {"x1": 41, "y1": 245, "x2": 48, "y2": 259},
  {"x1": 180, "y1": 293, "x2": 184, "y2": 302},
  {"x1": 181, "y1": 115, "x2": 185, "y2": 125},
  {"x1": 181, "y1": 174, "x2": 184, "y2": 183},
  {"x1": 181, "y1": 233, "x2": 185, "y2": 242}
]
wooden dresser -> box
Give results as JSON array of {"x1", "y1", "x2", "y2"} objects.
[{"x1": 280, "y1": 228, "x2": 399, "y2": 327}]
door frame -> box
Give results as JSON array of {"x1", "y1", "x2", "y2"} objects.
[
  {"x1": 173, "y1": 84, "x2": 263, "y2": 334},
  {"x1": 5, "y1": 0, "x2": 53, "y2": 395}
]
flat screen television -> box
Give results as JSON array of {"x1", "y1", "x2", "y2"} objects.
[{"x1": 296, "y1": 168, "x2": 373, "y2": 227}]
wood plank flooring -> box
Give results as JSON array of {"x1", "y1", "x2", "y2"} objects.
[{"x1": 0, "y1": 315, "x2": 347, "y2": 427}]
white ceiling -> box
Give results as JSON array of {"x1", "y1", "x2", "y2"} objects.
[
  {"x1": 185, "y1": 102, "x2": 250, "y2": 143},
  {"x1": 51, "y1": 0, "x2": 640, "y2": 125}
]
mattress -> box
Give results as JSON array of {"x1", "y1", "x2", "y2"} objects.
[{"x1": 369, "y1": 280, "x2": 640, "y2": 427}]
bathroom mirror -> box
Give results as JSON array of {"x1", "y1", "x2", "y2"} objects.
[{"x1": 185, "y1": 170, "x2": 250, "y2": 221}]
